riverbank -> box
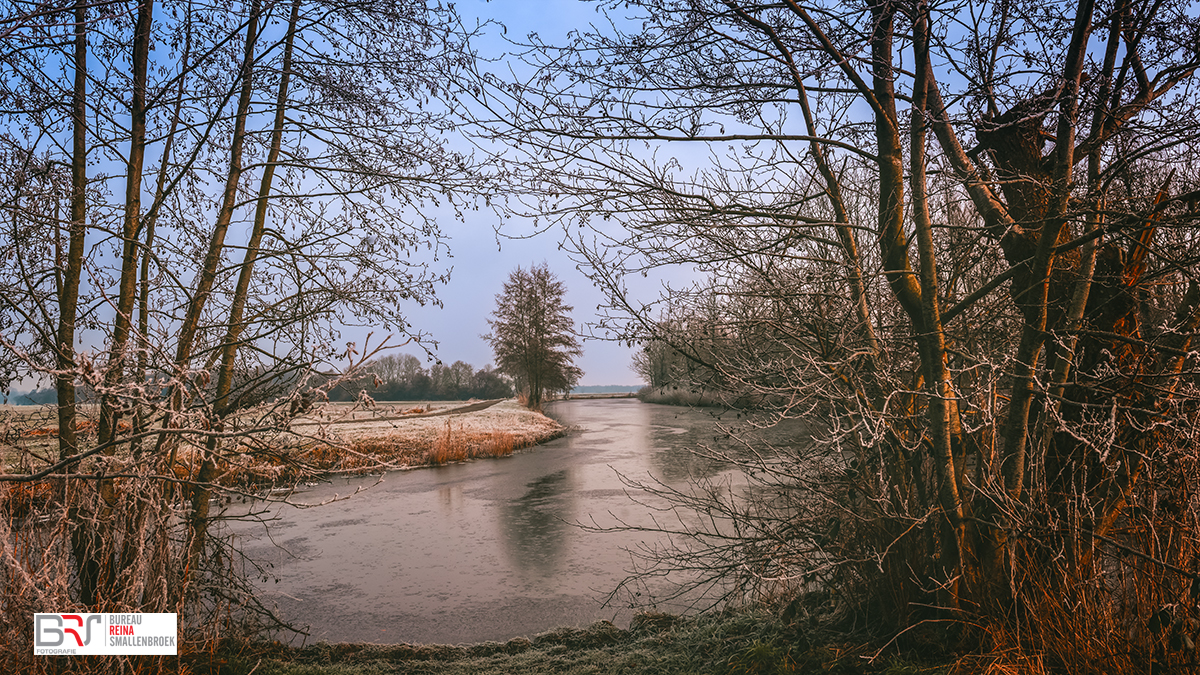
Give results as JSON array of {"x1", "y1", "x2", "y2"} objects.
[
  {"x1": 637, "y1": 385, "x2": 726, "y2": 407},
  {"x1": 218, "y1": 398, "x2": 569, "y2": 486},
  {"x1": 0, "y1": 399, "x2": 567, "y2": 514},
  {"x1": 197, "y1": 606, "x2": 955, "y2": 675},
  {"x1": 637, "y1": 385, "x2": 762, "y2": 408}
]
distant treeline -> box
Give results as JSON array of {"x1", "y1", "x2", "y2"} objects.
[
  {"x1": 4, "y1": 388, "x2": 67, "y2": 405},
  {"x1": 326, "y1": 354, "x2": 513, "y2": 402},
  {"x1": 5, "y1": 356, "x2": 514, "y2": 406},
  {"x1": 570, "y1": 385, "x2": 642, "y2": 394}
]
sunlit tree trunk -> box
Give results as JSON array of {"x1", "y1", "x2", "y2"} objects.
[
  {"x1": 997, "y1": 0, "x2": 1093, "y2": 499},
  {"x1": 910, "y1": 0, "x2": 971, "y2": 607}
]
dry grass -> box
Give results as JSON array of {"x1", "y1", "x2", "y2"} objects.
[
  {"x1": 295, "y1": 399, "x2": 563, "y2": 473},
  {"x1": 0, "y1": 400, "x2": 563, "y2": 500},
  {"x1": 145, "y1": 427, "x2": 549, "y2": 489},
  {"x1": 484, "y1": 430, "x2": 517, "y2": 457},
  {"x1": 0, "y1": 474, "x2": 240, "y2": 675},
  {"x1": 425, "y1": 423, "x2": 519, "y2": 465},
  {"x1": 163, "y1": 401, "x2": 561, "y2": 487},
  {"x1": 946, "y1": 650, "x2": 1045, "y2": 675},
  {"x1": 427, "y1": 420, "x2": 467, "y2": 465}
]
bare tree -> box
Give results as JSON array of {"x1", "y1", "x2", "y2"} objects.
[
  {"x1": 485, "y1": 263, "x2": 582, "y2": 410},
  {"x1": 0, "y1": 0, "x2": 486, "y2": 667},
  {"x1": 467, "y1": 0, "x2": 1200, "y2": 669}
]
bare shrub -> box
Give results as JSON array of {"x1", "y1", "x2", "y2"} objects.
[{"x1": 467, "y1": 0, "x2": 1200, "y2": 668}]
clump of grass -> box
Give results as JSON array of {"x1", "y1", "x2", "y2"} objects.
[
  {"x1": 725, "y1": 638, "x2": 798, "y2": 674},
  {"x1": 426, "y1": 426, "x2": 521, "y2": 465},
  {"x1": 427, "y1": 420, "x2": 469, "y2": 465},
  {"x1": 478, "y1": 430, "x2": 516, "y2": 458},
  {"x1": 343, "y1": 438, "x2": 424, "y2": 468}
]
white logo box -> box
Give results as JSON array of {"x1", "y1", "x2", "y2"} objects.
[{"x1": 34, "y1": 613, "x2": 178, "y2": 656}]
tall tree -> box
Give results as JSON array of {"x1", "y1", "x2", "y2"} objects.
[{"x1": 486, "y1": 263, "x2": 582, "y2": 410}]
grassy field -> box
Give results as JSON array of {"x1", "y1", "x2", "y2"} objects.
[
  {"x1": 0, "y1": 399, "x2": 561, "y2": 468},
  {"x1": 0, "y1": 400, "x2": 487, "y2": 468}
]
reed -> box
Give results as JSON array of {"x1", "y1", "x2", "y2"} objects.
[
  {"x1": 478, "y1": 431, "x2": 516, "y2": 458},
  {"x1": 426, "y1": 421, "x2": 469, "y2": 465}
]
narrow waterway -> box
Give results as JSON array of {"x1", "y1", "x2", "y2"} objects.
[{"x1": 226, "y1": 398, "x2": 802, "y2": 645}]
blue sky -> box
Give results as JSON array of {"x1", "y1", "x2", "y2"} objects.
[
  {"x1": 0, "y1": 0, "x2": 648, "y2": 391},
  {"x1": 391, "y1": 0, "x2": 652, "y2": 386}
]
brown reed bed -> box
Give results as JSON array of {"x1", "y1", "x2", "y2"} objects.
[{"x1": 425, "y1": 421, "x2": 520, "y2": 465}]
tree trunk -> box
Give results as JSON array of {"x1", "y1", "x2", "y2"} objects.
[
  {"x1": 97, "y1": 0, "x2": 153, "y2": 450},
  {"x1": 60, "y1": 0, "x2": 97, "y2": 607},
  {"x1": 177, "y1": 0, "x2": 263, "y2": 577},
  {"x1": 190, "y1": 0, "x2": 300, "y2": 566},
  {"x1": 56, "y1": 0, "x2": 88, "y2": 465},
  {"x1": 911, "y1": 0, "x2": 970, "y2": 607},
  {"x1": 997, "y1": 0, "x2": 1093, "y2": 499}
]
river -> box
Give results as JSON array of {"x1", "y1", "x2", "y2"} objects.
[{"x1": 226, "y1": 398, "x2": 801, "y2": 645}]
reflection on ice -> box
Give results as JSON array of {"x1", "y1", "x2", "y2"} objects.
[{"x1": 224, "y1": 399, "x2": 803, "y2": 644}]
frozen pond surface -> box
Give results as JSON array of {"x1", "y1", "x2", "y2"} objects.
[{"x1": 228, "y1": 398, "x2": 800, "y2": 645}]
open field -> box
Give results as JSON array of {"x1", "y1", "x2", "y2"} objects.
[{"x1": 0, "y1": 399, "x2": 567, "y2": 505}]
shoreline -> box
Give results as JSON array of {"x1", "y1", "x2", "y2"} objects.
[
  {"x1": 222, "y1": 398, "x2": 571, "y2": 489},
  {"x1": 189, "y1": 603, "x2": 939, "y2": 675},
  {"x1": 0, "y1": 399, "x2": 571, "y2": 512}
]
